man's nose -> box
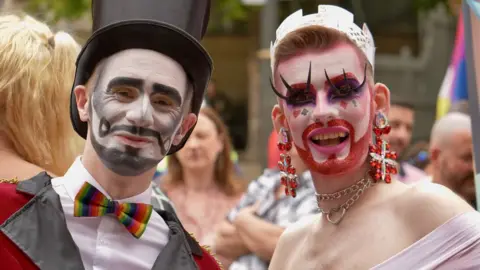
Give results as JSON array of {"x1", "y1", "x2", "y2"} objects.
[
  {"x1": 396, "y1": 125, "x2": 410, "y2": 140},
  {"x1": 125, "y1": 95, "x2": 154, "y2": 127},
  {"x1": 311, "y1": 92, "x2": 339, "y2": 123}
]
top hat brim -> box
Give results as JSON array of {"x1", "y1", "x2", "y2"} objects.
[{"x1": 70, "y1": 20, "x2": 213, "y2": 155}]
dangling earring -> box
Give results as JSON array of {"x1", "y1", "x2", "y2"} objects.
[
  {"x1": 369, "y1": 112, "x2": 398, "y2": 183},
  {"x1": 277, "y1": 128, "x2": 298, "y2": 197}
]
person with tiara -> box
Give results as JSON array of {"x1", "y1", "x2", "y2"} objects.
[{"x1": 268, "y1": 5, "x2": 480, "y2": 269}]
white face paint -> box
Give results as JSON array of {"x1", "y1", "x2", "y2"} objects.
[
  {"x1": 89, "y1": 49, "x2": 190, "y2": 176},
  {"x1": 275, "y1": 44, "x2": 373, "y2": 176}
]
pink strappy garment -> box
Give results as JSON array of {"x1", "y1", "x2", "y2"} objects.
[{"x1": 373, "y1": 211, "x2": 480, "y2": 270}]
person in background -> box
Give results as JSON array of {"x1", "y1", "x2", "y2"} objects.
[
  {"x1": 154, "y1": 103, "x2": 243, "y2": 179},
  {"x1": 160, "y1": 107, "x2": 247, "y2": 246},
  {"x1": 403, "y1": 141, "x2": 432, "y2": 175},
  {"x1": 383, "y1": 98, "x2": 426, "y2": 184},
  {"x1": 213, "y1": 146, "x2": 317, "y2": 270},
  {"x1": 401, "y1": 100, "x2": 472, "y2": 179},
  {"x1": 428, "y1": 112, "x2": 475, "y2": 207},
  {"x1": 0, "y1": 14, "x2": 84, "y2": 180}
]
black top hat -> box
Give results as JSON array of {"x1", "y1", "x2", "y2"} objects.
[{"x1": 70, "y1": 0, "x2": 213, "y2": 154}]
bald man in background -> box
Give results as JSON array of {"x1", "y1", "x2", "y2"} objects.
[{"x1": 427, "y1": 112, "x2": 475, "y2": 207}]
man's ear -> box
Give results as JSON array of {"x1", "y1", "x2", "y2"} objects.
[
  {"x1": 172, "y1": 113, "x2": 197, "y2": 145},
  {"x1": 372, "y1": 83, "x2": 390, "y2": 115},
  {"x1": 272, "y1": 104, "x2": 289, "y2": 132},
  {"x1": 430, "y1": 147, "x2": 440, "y2": 163},
  {"x1": 74, "y1": 85, "x2": 90, "y2": 122}
]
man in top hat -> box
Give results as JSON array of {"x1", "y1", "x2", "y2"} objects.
[{"x1": 0, "y1": 0, "x2": 222, "y2": 269}]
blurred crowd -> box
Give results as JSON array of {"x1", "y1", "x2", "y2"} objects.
[{"x1": 0, "y1": 8, "x2": 477, "y2": 270}]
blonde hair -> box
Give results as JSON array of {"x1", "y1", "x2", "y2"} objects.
[
  {"x1": 0, "y1": 14, "x2": 84, "y2": 175},
  {"x1": 273, "y1": 25, "x2": 374, "y2": 81}
]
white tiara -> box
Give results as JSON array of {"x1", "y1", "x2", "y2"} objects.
[{"x1": 270, "y1": 5, "x2": 375, "y2": 73}]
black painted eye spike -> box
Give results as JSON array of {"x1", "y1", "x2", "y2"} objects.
[
  {"x1": 306, "y1": 61, "x2": 312, "y2": 92},
  {"x1": 270, "y1": 77, "x2": 288, "y2": 100},
  {"x1": 325, "y1": 63, "x2": 368, "y2": 96}
]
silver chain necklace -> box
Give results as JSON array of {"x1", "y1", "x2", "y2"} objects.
[
  {"x1": 315, "y1": 177, "x2": 370, "y2": 201},
  {"x1": 316, "y1": 176, "x2": 374, "y2": 225}
]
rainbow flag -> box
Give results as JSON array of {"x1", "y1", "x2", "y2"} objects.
[
  {"x1": 463, "y1": 0, "x2": 480, "y2": 210},
  {"x1": 436, "y1": 10, "x2": 468, "y2": 119}
]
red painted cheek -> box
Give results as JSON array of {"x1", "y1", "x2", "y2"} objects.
[
  {"x1": 295, "y1": 99, "x2": 375, "y2": 176},
  {"x1": 346, "y1": 96, "x2": 370, "y2": 118},
  {"x1": 293, "y1": 109, "x2": 301, "y2": 118}
]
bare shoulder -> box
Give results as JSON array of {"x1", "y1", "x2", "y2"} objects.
[
  {"x1": 280, "y1": 214, "x2": 317, "y2": 244},
  {"x1": 269, "y1": 214, "x2": 318, "y2": 269},
  {"x1": 397, "y1": 181, "x2": 474, "y2": 237}
]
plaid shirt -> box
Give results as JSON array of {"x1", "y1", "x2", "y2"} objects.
[{"x1": 226, "y1": 169, "x2": 318, "y2": 270}]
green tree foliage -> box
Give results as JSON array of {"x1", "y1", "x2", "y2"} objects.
[
  {"x1": 25, "y1": 0, "x2": 91, "y2": 22},
  {"x1": 25, "y1": 0, "x2": 449, "y2": 23},
  {"x1": 25, "y1": 0, "x2": 248, "y2": 25},
  {"x1": 413, "y1": 0, "x2": 449, "y2": 12}
]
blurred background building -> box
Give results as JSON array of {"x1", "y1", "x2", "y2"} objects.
[{"x1": 0, "y1": 0, "x2": 461, "y2": 180}]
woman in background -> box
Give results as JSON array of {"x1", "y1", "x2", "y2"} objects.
[
  {"x1": 160, "y1": 107, "x2": 247, "y2": 246},
  {"x1": 0, "y1": 14, "x2": 83, "y2": 180}
]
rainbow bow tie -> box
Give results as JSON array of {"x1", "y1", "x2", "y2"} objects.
[{"x1": 74, "y1": 182, "x2": 153, "y2": 238}]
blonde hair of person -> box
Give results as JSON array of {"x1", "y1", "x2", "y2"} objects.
[{"x1": 0, "y1": 14, "x2": 84, "y2": 176}]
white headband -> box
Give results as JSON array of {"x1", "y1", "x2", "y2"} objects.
[{"x1": 270, "y1": 5, "x2": 375, "y2": 74}]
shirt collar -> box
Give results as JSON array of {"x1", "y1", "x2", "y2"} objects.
[{"x1": 62, "y1": 156, "x2": 152, "y2": 204}]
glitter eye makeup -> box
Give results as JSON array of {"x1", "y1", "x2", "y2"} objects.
[
  {"x1": 324, "y1": 64, "x2": 367, "y2": 101},
  {"x1": 270, "y1": 62, "x2": 316, "y2": 107},
  {"x1": 271, "y1": 62, "x2": 368, "y2": 106}
]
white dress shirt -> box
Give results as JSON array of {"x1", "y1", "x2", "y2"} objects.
[{"x1": 51, "y1": 157, "x2": 170, "y2": 270}]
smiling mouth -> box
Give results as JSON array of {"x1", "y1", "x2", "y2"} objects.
[
  {"x1": 115, "y1": 134, "x2": 153, "y2": 148},
  {"x1": 122, "y1": 135, "x2": 151, "y2": 142},
  {"x1": 310, "y1": 132, "x2": 350, "y2": 147}
]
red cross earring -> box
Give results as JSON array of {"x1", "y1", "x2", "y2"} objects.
[
  {"x1": 277, "y1": 128, "x2": 298, "y2": 197},
  {"x1": 369, "y1": 112, "x2": 398, "y2": 183}
]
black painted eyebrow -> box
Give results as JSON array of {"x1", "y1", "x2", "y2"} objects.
[
  {"x1": 151, "y1": 83, "x2": 182, "y2": 106},
  {"x1": 270, "y1": 62, "x2": 314, "y2": 106},
  {"x1": 107, "y1": 76, "x2": 182, "y2": 106},
  {"x1": 107, "y1": 77, "x2": 143, "y2": 91}
]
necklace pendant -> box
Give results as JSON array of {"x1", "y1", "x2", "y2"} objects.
[{"x1": 326, "y1": 207, "x2": 346, "y2": 224}]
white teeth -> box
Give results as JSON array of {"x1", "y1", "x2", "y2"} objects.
[{"x1": 311, "y1": 132, "x2": 348, "y2": 141}]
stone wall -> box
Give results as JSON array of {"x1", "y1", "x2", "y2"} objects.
[{"x1": 375, "y1": 5, "x2": 455, "y2": 141}]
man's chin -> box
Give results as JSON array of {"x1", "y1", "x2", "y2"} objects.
[
  {"x1": 91, "y1": 134, "x2": 161, "y2": 177},
  {"x1": 296, "y1": 147, "x2": 364, "y2": 176},
  {"x1": 305, "y1": 158, "x2": 364, "y2": 176},
  {"x1": 388, "y1": 143, "x2": 404, "y2": 157}
]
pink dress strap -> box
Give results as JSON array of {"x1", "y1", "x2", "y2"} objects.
[{"x1": 373, "y1": 211, "x2": 480, "y2": 270}]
